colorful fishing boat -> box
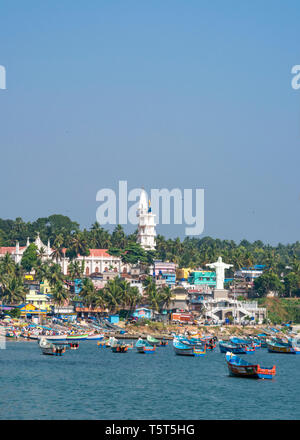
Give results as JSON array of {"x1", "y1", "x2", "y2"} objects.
[
  {"x1": 225, "y1": 352, "x2": 276, "y2": 379},
  {"x1": 68, "y1": 342, "x2": 79, "y2": 350},
  {"x1": 111, "y1": 343, "x2": 128, "y2": 353},
  {"x1": 267, "y1": 341, "x2": 300, "y2": 354},
  {"x1": 219, "y1": 341, "x2": 248, "y2": 354},
  {"x1": 147, "y1": 335, "x2": 159, "y2": 346},
  {"x1": 136, "y1": 339, "x2": 156, "y2": 353},
  {"x1": 159, "y1": 339, "x2": 168, "y2": 346},
  {"x1": 173, "y1": 339, "x2": 206, "y2": 356},
  {"x1": 86, "y1": 333, "x2": 104, "y2": 341},
  {"x1": 39, "y1": 334, "x2": 68, "y2": 341},
  {"x1": 39, "y1": 338, "x2": 67, "y2": 356},
  {"x1": 230, "y1": 337, "x2": 255, "y2": 353},
  {"x1": 66, "y1": 334, "x2": 88, "y2": 341}
]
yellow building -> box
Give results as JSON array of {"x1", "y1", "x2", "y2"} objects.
[
  {"x1": 18, "y1": 303, "x2": 47, "y2": 317},
  {"x1": 25, "y1": 285, "x2": 51, "y2": 312},
  {"x1": 40, "y1": 279, "x2": 52, "y2": 295},
  {"x1": 176, "y1": 268, "x2": 192, "y2": 280}
]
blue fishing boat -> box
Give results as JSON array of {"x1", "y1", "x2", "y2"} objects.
[
  {"x1": 267, "y1": 341, "x2": 300, "y2": 354},
  {"x1": 135, "y1": 338, "x2": 156, "y2": 353},
  {"x1": 173, "y1": 339, "x2": 206, "y2": 356},
  {"x1": 219, "y1": 341, "x2": 248, "y2": 354},
  {"x1": 230, "y1": 337, "x2": 255, "y2": 353},
  {"x1": 225, "y1": 352, "x2": 276, "y2": 379}
]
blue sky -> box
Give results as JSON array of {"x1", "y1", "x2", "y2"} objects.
[{"x1": 0, "y1": 0, "x2": 299, "y2": 244}]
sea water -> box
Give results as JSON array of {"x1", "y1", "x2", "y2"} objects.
[{"x1": 0, "y1": 340, "x2": 299, "y2": 420}]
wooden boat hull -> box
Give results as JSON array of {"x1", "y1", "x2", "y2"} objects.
[
  {"x1": 137, "y1": 345, "x2": 156, "y2": 353},
  {"x1": 219, "y1": 342, "x2": 247, "y2": 354},
  {"x1": 40, "y1": 335, "x2": 68, "y2": 341},
  {"x1": 86, "y1": 334, "x2": 104, "y2": 341},
  {"x1": 267, "y1": 342, "x2": 300, "y2": 354},
  {"x1": 41, "y1": 347, "x2": 66, "y2": 356},
  {"x1": 111, "y1": 345, "x2": 128, "y2": 353},
  {"x1": 66, "y1": 334, "x2": 88, "y2": 341},
  {"x1": 146, "y1": 336, "x2": 159, "y2": 346},
  {"x1": 226, "y1": 353, "x2": 276, "y2": 379},
  {"x1": 173, "y1": 340, "x2": 206, "y2": 356}
]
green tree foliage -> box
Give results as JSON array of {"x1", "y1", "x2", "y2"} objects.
[
  {"x1": 21, "y1": 244, "x2": 38, "y2": 272},
  {"x1": 254, "y1": 272, "x2": 283, "y2": 297}
]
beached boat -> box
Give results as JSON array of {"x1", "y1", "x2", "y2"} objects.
[
  {"x1": 86, "y1": 333, "x2": 104, "y2": 341},
  {"x1": 66, "y1": 334, "x2": 88, "y2": 341},
  {"x1": 147, "y1": 335, "x2": 159, "y2": 346},
  {"x1": 267, "y1": 341, "x2": 300, "y2": 354},
  {"x1": 39, "y1": 338, "x2": 67, "y2": 356},
  {"x1": 225, "y1": 352, "x2": 276, "y2": 379},
  {"x1": 173, "y1": 339, "x2": 206, "y2": 356},
  {"x1": 39, "y1": 334, "x2": 68, "y2": 341}
]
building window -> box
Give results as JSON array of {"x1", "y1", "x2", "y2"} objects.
[{"x1": 86, "y1": 267, "x2": 89, "y2": 275}]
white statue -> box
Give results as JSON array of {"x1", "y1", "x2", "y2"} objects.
[{"x1": 206, "y1": 256, "x2": 233, "y2": 290}]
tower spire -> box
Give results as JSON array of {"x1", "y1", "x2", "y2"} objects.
[{"x1": 137, "y1": 188, "x2": 156, "y2": 250}]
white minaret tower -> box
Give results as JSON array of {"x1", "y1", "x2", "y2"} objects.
[{"x1": 137, "y1": 188, "x2": 156, "y2": 250}]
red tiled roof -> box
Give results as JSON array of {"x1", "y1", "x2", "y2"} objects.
[
  {"x1": 0, "y1": 246, "x2": 26, "y2": 254},
  {"x1": 61, "y1": 248, "x2": 114, "y2": 258},
  {"x1": 88, "y1": 249, "x2": 112, "y2": 258}
]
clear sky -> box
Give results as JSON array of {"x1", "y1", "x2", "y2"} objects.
[{"x1": 0, "y1": 0, "x2": 299, "y2": 244}]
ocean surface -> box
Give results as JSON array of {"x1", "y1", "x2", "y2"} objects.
[{"x1": 1, "y1": 340, "x2": 299, "y2": 420}]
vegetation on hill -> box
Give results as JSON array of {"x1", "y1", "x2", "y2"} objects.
[{"x1": 257, "y1": 298, "x2": 300, "y2": 324}]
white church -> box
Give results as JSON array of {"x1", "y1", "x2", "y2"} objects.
[{"x1": 0, "y1": 189, "x2": 157, "y2": 275}]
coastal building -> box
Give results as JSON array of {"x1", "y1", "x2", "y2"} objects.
[
  {"x1": 169, "y1": 286, "x2": 189, "y2": 312},
  {"x1": 137, "y1": 189, "x2": 156, "y2": 250},
  {"x1": 153, "y1": 261, "x2": 176, "y2": 276},
  {"x1": 199, "y1": 298, "x2": 267, "y2": 324},
  {"x1": 234, "y1": 265, "x2": 265, "y2": 283},
  {"x1": 187, "y1": 271, "x2": 216, "y2": 287},
  {"x1": 0, "y1": 235, "x2": 129, "y2": 276},
  {"x1": 132, "y1": 307, "x2": 152, "y2": 320},
  {"x1": 176, "y1": 268, "x2": 192, "y2": 281}
]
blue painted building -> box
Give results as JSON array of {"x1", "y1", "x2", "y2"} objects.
[{"x1": 132, "y1": 307, "x2": 152, "y2": 320}]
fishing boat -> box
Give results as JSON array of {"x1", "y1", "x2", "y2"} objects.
[
  {"x1": 39, "y1": 338, "x2": 67, "y2": 356},
  {"x1": 5, "y1": 330, "x2": 20, "y2": 339},
  {"x1": 39, "y1": 334, "x2": 68, "y2": 341},
  {"x1": 267, "y1": 341, "x2": 300, "y2": 354},
  {"x1": 66, "y1": 334, "x2": 88, "y2": 341},
  {"x1": 219, "y1": 341, "x2": 248, "y2": 354},
  {"x1": 159, "y1": 339, "x2": 168, "y2": 346},
  {"x1": 225, "y1": 352, "x2": 276, "y2": 379},
  {"x1": 111, "y1": 343, "x2": 128, "y2": 353},
  {"x1": 173, "y1": 339, "x2": 206, "y2": 356},
  {"x1": 147, "y1": 335, "x2": 159, "y2": 346},
  {"x1": 68, "y1": 342, "x2": 79, "y2": 350},
  {"x1": 136, "y1": 338, "x2": 156, "y2": 353},
  {"x1": 86, "y1": 333, "x2": 104, "y2": 341},
  {"x1": 230, "y1": 337, "x2": 255, "y2": 353}
]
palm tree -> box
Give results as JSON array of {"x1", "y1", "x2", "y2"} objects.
[
  {"x1": 50, "y1": 234, "x2": 65, "y2": 262},
  {"x1": 79, "y1": 278, "x2": 97, "y2": 307},
  {"x1": 102, "y1": 278, "x2": 124, "y2": 314},
  {"x1": 51, "y1": 281, "x2": 69, "y2": 306},
  {"x1": 158, "y1": 285, "x2": 173, "y2": 310},
  {"x1": 0, "y1": 274, "x2": 28, "y2": 305},
  {"x1": 0, "y1": 253, "x2": 16, "y2": 276},
  {"x1": 47, "y1": 263, "x2": 65, "y2": 287},
  {"x1": 67, "y1": 260, "x2": 84, "y2": 280}
]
